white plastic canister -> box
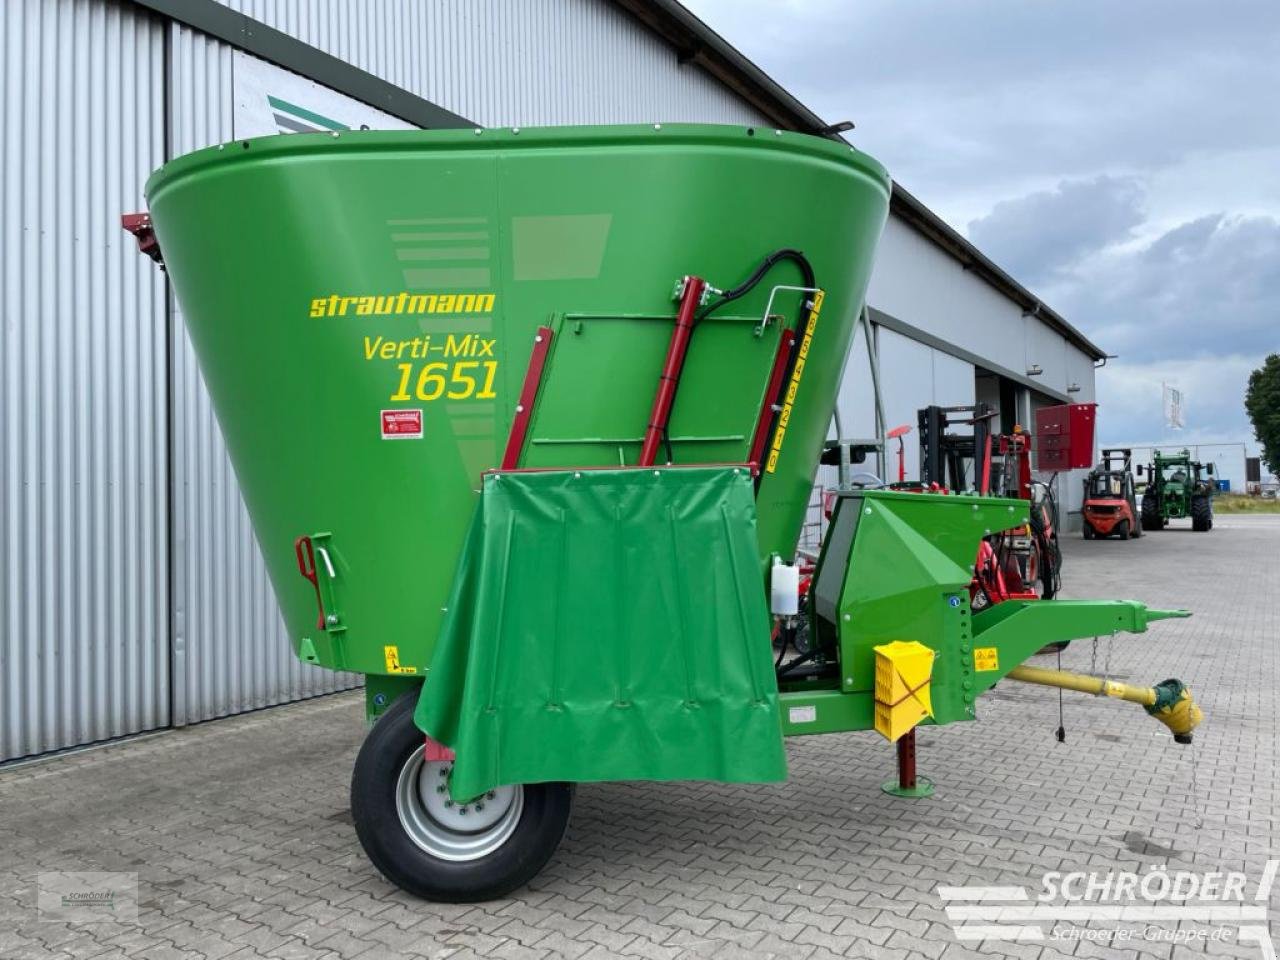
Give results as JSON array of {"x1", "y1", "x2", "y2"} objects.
[{"x1": 770, "y1": 557, "x2": 800, "y2": 616}]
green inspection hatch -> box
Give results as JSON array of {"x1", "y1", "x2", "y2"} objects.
[{"x1": 129, "y1": 124, "x2": 1201, "y2": 902}]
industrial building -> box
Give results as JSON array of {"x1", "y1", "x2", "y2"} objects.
[{"x1": 0, "y1": 0, "x2": 1105, "y2": 762}]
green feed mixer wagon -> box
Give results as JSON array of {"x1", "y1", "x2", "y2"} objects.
[{"x1": 132, "y1": 124, "x2": 1202, "y2": 902}]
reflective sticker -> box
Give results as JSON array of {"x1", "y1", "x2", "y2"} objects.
[
  {"x1": 974, "y1": 647, "x2": 999, "y2": 672},
  {"x1": 384, "y1": 644, "x2": 418, "y2": 675},
  {"x1": 765, "y1": 290, "x2": 824, "y2": 474}
]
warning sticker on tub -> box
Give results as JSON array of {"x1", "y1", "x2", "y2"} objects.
[
  {"x1": 973, "y1": 647, "x2": 999, "y2": 672},
  {"x1": 383, "y1": 645, "x2": 418, "y2": 675},
  {"x1": 381, "y1": 409, "x2": 423, "y2": 439}
]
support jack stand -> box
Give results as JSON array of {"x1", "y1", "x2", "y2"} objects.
[{"x1": 881, "y1": 728, "x2": 934, "y2": 798}]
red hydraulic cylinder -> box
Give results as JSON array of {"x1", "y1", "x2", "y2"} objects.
[
  {"x1": 638, "y1": 276, "x2": 706, "y2": 467},
  {"x1": 501, "y1": 326, "x2": 554, "y2": 470}
]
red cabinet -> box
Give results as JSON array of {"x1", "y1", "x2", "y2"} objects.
[{"x1": 1035, "y1": 402, "x2": 1096, "y2": 471}]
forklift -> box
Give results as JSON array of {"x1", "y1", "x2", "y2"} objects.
[
  {"x1": 914, "y1": 405, "x2": 1061, "y2": 610},
  {"x1": 1082, "y1": 448, "x2": 1141, "y2": 540}
]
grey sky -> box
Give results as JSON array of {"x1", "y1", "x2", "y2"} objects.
[{"x1": 683, "y1": 0, "x2": 1280, "y2": 445}]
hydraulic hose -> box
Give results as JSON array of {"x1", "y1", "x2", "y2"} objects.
[
  {"x1": 696, "y1": 248, "x2": 816, "y2": 322},
  {"x1": 1030, "y1": 476, "x2": 1062, "y2": 597},
  {"x1": 659, "y1": 249, "x2": 817, "y2": 465}
]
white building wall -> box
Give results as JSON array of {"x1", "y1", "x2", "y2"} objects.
[
  {"x1": 824, "y1": 325, "x2": 976, "y2": 489},
  {"x1": 866, "y1": 217, "x2": 1093, "y2": 401},
  {"x1": 215, "y1": 0, "x2": 764, "y2": 128},
  {"x1": 854, "y1": 215, "x2": 1097, "y2": 524},
  {"x1": 868, "y1": 219, "x2": 1027, "y2": 381}
]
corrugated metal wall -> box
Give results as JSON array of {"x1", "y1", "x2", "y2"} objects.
[
  {"x1": 215, "y1": 0, "x2": 765, "y2": 127},
  {"x1": 168, "y1": 23, "x2": 361, "y2": 725},
  {"x1": 2, "y1": 0, "x2": 764, "y2": 764},
  {"x1": 1, "y1": 0, "x2": 168, "y2": 761}
]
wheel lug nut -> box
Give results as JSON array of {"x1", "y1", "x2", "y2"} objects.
[
  {"x1": 436, "y1": 785, "x2": 446, "y2": 794},
  {"x1": 459, "y1": 807, "x2": 468, "y2": 816},
  {"x1": 487, "y1": 791, "x2": 496, "y2": 799},
  {"x1": 444, "y1": 799, "x2": 453, "y2": 808},
  {"x1": 475, "y1": 803, "x2": 485, "y2": 812}
]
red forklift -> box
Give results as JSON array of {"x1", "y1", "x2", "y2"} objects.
[{"x1": 1082, "y1": 448, "x2": 1141, "y2": 540}]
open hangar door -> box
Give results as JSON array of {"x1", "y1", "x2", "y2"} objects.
[{"x1": 822, "y1": 324, "x2": 975, "y2": 492}]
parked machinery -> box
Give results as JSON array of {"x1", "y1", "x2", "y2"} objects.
[
  {"x1": 134, "y1": 124, "x2": 1201, "y2": 903},
  {"x1": 913, "y1": 405, "x2": 1060, "y2": 609},
  {"x1": 1140, "y1": 450, "x2": 1216, "y2": 532},
  {"x1": 1082, "y1": 448, "x2": 1141, "y2": 540}
]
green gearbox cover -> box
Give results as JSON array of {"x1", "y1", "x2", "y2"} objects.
[{"x1": 415, "y1": 465, "x2": 787, "y2": 800}]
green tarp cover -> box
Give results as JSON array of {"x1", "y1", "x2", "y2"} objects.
[{"x1": 415, "y1": 466, "x2": 787, "y2": 800}]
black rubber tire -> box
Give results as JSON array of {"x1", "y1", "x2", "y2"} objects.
[
  {"x1": 1141, "y1": 494, "x2": 1164, "y2": 531},
  {"x1": 1191, "y1": 494, "x2": 1213, "y2": 532},
  {"x1": 1117, "y1": 519, "x2": 1130, "y2": 541},
  {"x1": 1082, "y1": 521, "x2": 1095, "y2": 540},
  {"x1": 351, "y1": 694, "x2": 574, "y2": 902}
]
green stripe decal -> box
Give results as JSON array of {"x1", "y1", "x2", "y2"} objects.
[{"x1": 267, "y1": 95, "x2": 348, "y2": 131}]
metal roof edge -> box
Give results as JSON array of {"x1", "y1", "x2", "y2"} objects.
[{"x1": 608, "y1": 0, "x2": 1108, "y2": 362}]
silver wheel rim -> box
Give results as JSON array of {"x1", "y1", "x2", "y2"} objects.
[{"x1": 394, "y1": 747, "x2": 523, "y2": 862}]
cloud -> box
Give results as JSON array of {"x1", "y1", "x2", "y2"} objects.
[
  {"x1": 680, "y1": 0, "x2": 1280, "y2": 443},
  {"x1": 967, "y1": 176, "x2": 1147, "y2": 286},
  {"x1": 1097, "y1": 355, "x2": 1262, "y2": 446},
  {"x1": 966, "y1": 181, "x2": 1280, "y2": 372},
  {"x1": 1061, "y1": 212, "x2": 1280, "y2": 363},
  {"x1": 682, "y1": 0, "x2": 1280, "y2": 225},
  {"x1": 1041, "y1": 212, "x2": 1280, "y2": 441}
]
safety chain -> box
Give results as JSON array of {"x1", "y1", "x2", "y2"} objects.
[{"x1": 1188, "y1": 741, "x2": 1205, "y2": 830}]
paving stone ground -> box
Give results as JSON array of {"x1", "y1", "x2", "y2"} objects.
[{"x1": 1, "y1": 514, "x2": 1276, "y2": 959}]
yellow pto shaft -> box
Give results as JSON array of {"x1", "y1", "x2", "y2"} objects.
[
  {"x1": 1007, "y1": 665, "x2": 1157, "y2": 704},
  {"x1": 1006, "y1": 665, "x2": 1203, "y2": 743}
]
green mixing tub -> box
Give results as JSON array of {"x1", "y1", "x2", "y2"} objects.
[{"x1": 146, "y1": 124, "x2": 892, "y2": 682}]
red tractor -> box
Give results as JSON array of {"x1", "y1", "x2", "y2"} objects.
[{"x1": 1082, "y1": 448, "x2": 1141, "y2": 540}]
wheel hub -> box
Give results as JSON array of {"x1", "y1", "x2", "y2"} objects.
[{"x1": 395, "y1": 747, "x2": 523, "y2": 862}]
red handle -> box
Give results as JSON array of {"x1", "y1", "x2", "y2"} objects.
[{"x1": 294, "y1": 535, "x2": 326, "y2": 630}]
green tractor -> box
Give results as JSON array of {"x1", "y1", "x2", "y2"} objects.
[{"x1": 1139, "y1": 450, "x2": 1215, "y2": 532}]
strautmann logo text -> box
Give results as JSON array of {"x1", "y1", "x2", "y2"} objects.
[{"x1": 309, "y1": 291, "x2": 495, "y2": 318}]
